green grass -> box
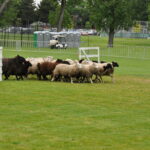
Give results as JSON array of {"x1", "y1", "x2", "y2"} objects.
[
  {"x1": 81, "y1": 36, "x2": 150, "y2": 47},
  {"x1": 0, "y1": 38, "x2": 150, "y2": 150},
  {"x1": 0, "y1": 77, "x2": 150, "y2": 150}
]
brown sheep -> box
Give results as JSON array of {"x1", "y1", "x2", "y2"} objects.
[{"x1": 37, "y1": 59, "x2": 70, "y2": 80}]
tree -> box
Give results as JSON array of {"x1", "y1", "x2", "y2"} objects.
[
  {"x1": 49, "y1": 6, "x2": 73, "y2": 29},
  {"x1": 88, "y1": 0, "x2": 133, "y2": 47},
  {"x1": 131, "y1": 0, "x2": 149, "y2": 21},
  {"x1": 67, "y1": 0, "x2": 90, "y2": 29},
  {"x1": 0, "y1": 0, "x2": 19, "y2": 27},
  {"x1": 66, "y1": 0, "x2": 88, "y2": 28},
  {"x1": 37, "y1": 0, "x2": 58, "y2": 23},
  {"x1": 18, "y1": 0, "x2": 36, "y2": 26},
  {"x1": 56, "y1": 0, "x2": 89, "y2": 30},
  {"x1": 148, "y1": 1, "x2": 150, "y2": 22},
  {"x1": 57, "y1": 0, "x2": 66, "y2": 31},
  {"x1": 0, "y1": 0, "x2": 11, "y2": 16}
]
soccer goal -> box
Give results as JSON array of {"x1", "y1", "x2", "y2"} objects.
[
  {"x1": 79, "y1": 47, "x2": 100, "y2": 62},
  {"x1": 0, "y1": 47, "x2": 2, "y2": 81}
]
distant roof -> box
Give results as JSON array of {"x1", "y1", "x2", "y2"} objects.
[{"x1": 30, "y1": 21, "x2": 50, "y2": 26}]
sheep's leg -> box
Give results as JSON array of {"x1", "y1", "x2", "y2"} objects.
[
  {"x1": 4, "y1": 74, "x2": 9, "y2": 80},
  {"x1": 15, "y1": 75, "x2": 20, "y2": 80},
  {"x1": 111, "y1": 75, "x2": 114, "y2": 83},
  {"x1": 37, "y1": 74, "x2": 41, "y2": 80},
  {"x1": 94, "y1": 75, "x2": 100, "y2": 83},
  {"x1": 51, "y1": 76, "x2": 55, "y2": 81},
  {"x1": 76, "y1": 76, "x2": 81, "y2": 83},
  {"x1": 64, "y1": 76, "x2": 70, "y2": 82},
  {"x1": 43, "y1": 74, "x2": 48, "y2": 80},
  {"x1": 20, "y1": 75, "x2": 24, "y2": 80},
  {"x1": 70, "y1": 77, "x2": 74, "y2": 84},
  {"x1": 81, "y1": 76, "x2": 85, "y2": 83},
  {"x1": 50, "y1": 73, "x2": 54, "y2": 81},
  {"x1": 99, "y1": 76, "x2": 104, "y2": 83},
  {"x1": 78, "y1": 77, "x2": 82, "y2": 83},
  {"x1": 5, "y1": 73, "x2": 10, "y2": 80},
  {"x1": 89, "y1": 78, "x2": 93, "y2": 84},
  {"x1": 57, "y1": 75, "x2": 62, "y2": 81}
]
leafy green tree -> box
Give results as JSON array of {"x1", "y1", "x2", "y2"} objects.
[
  {"x1": 49, "y1": 6, "x2": 73, "y2": 29},
  {"x1": 18, "y1": 0, "x2": 36, "y2": 26},
  {"x1": 0, "y1": 0, "x2": 19, "y2": 27},
  {"x1": 37, "y1": 0, "x2": 58, "y2": 23},
  {"x1": 0, "y1": 0, "x2": 11, "y2": 16},
  {"x1": 132, "y1": 0, "x2": 149, "y2": 21},
  {"x1": 148, "y1": 1, "x2": 150, "y2": 30},
  {"x1": 85, "y1": 21, "x2": 91, "y2": 29},
  {"x1": 57, "y1": 0, "x2": 66, "y2": 31},
  {"x1": 66, "y1": 0, "x2": 89, "y2": 28},
  {"x1": 48, "y1": 0, "x2": 89, "y2": 30},
  {"x1": 88, "y1": 0, "x2": 133, "y2": 47},
  {"x1": 148, "y1": 1, "x2": 150, "y2": 21}
]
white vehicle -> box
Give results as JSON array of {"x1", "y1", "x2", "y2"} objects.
[{"x1": 49, "y1": 35, "x2": 67, "y2": 49}]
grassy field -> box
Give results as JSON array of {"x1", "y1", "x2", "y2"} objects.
[{"x1": 0, "y1": 38, "x2": 150, "y2": 150}]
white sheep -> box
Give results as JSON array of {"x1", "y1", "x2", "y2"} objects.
[
  {"x1": 51, "y1": 63, "x2": 82, "y2": 83},
  {"x1": 99, "y1": 61, "x2": 119, "y2": 83},
  {"x1": 93, "y1": 61, "x2": 119, "y2": 83},
  {"x1": 65, "y1": 59, "x2": 79, "y2": 65},
  {"x1": 79, "y1": 62, "x2": 99, "y2": 83}
]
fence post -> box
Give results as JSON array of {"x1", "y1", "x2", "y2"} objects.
[{"x1": 0, "y1": 47, "x2": 2, "y2": 81}]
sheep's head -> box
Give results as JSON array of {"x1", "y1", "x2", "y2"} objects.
[
  {"x1": 103, "y1": 63, "x2": 113, "y2": 71},
  {"x1": 112, "y1": 61, "x2": 119, "y2": 67},
  {"x1": 79, "y1": 59, "x2": 84, "y2": 63},
  {"x1": 56, "y1": 59, "x2": 63, "y2": 63}
]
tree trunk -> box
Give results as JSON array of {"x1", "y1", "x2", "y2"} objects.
[
  {"x1": 0, "y1": 0, "x2": 10, "y2": 16},
  {"x1": 108, "y1": 28, "x2": 115, "y2": 47},
  {"x1": 57, "y1": 0, "x2": 66, "y2": 32}
]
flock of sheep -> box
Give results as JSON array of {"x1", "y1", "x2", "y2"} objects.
[
  {"x1": 2, "y1": 55, "x2": 119, "y2": 83},
  {"x1": 27, "y1": 56, "x2": 119, "y2": 83}
]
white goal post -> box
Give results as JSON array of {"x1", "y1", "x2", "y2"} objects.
[
  {"x1": 79, "y1": 47, "x2": 100, "y2": 63},
  {"x1": 0, "y1": 47, "x2": 2, "y2": 81}
]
